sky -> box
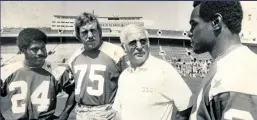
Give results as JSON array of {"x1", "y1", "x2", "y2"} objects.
[
  {"x1": 1, "y1": 1, "x2": 257, "y2": 31},
  {"x1": 1, "y1": 1, "x2": 193, "y2": 30}
]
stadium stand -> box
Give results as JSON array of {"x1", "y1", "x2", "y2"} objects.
[{"x1": 46, "y1": 43, "x2": 82, "y2": 63}]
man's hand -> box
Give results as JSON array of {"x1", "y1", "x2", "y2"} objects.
[
  {"x1": 106, "y1": 110, "x2": 117, "y2": 120},
  {"x1": 0, "y1": 113, "x2": 5, "y2": 120},
  {"x1": 46, "y1": 115, "x2": 59, "y2": 120},
  {"x1": 56, "y1": 112, "x2": 69, "y2": 120}
]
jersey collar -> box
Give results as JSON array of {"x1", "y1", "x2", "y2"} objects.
[{"x1": 212, "y1": 44, "x2": 243, "y2": 65}]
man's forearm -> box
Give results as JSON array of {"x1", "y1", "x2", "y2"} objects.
[
  {"x1": 171, "y1": 106, "x2": 192, "y2": 120},
  {"x1": 0, "y1": 82, "x2": 7, "y2": 97},
  {"x1": 114, "y1": 111, "x2": 121, "y2": 120},
  {"x1": 58, "y1": 92, "x2": 76, "y2": 120}
]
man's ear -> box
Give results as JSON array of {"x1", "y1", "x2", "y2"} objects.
[
  {"x1": 19, "y1": 48, "x2": 25, "y2": 54},
  {"x1": 212, "y1": 13, "x2": 223, "y2": 31},
  {"x1": 121, "y1": 43, "x2": 127, "y2": 52}
]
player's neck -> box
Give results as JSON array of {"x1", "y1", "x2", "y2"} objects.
[
  {"x1": 24, "y1": 60, "x2": 45, "y2": 68},
  {"x1": 83, "y1": 41, "x2": 103, "y2": 53},
  {"x1": 84, "y1": 49, "x2": 99, "y2": 53},
  {"x1": 210, "y1": 33, "x2": 241, "y2": 60}
]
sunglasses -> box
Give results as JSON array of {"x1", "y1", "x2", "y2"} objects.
[{"x1": 128, "y1": 39, "x2": 148, "y2": 48}]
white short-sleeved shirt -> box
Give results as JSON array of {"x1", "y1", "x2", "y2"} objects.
[{"x1": 113, "y1": 55, "x2": 192, "y2": 120}]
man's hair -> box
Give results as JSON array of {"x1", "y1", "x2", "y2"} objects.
[
  {"x1": 120, "y1": 24, "x2": 149, "y2": 44},
  {"x1": 74, "y1": 12, "x2": 102, "y2": 40},
  {"x1": 17, "y1": 28, "x2": 47, "y2": 51},
  {"x1": 193, "y1": 1, "x2": 243, "y2": 34}
]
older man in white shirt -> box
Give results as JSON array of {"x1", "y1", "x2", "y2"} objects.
[{"x1": 113, "y1": 24, "x2": 193, "y2": 120}]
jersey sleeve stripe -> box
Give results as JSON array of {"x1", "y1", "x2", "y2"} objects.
[
  {"x1": 42, "y1": 61, "x2": 68, "y2": 81},
  {"x1": 51, "y1": 66, "x2": 67, "y2": 81},
  {"x1": 1, "y1": 62, "x2": 24, "y2": 82},
  {"x1": 67, "y1": 46, "x2": 84, "y2": 67},
  {"x1": 99, "y1": 42, "x2": 124, "y2": 64}
]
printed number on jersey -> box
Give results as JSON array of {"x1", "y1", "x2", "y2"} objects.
[
  {"x1": 224, "y1": 109, "x2": 254, "y2": 120},
  {"x1": 74, "y1": 64, "x2": 106, "y2": 96},
  {"x1": 9, "y1": 81, "x2": 50, "y2": 113}
]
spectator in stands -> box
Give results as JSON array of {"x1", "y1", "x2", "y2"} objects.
[
  {"x1": 17, "y1": 51, "x2": 22, "y2": 54},
  {"x1": 207, "y1": 59, "x2": 212, "y2": 70},
  {"x1": 192, "y1": 58, "x2": 197, "y2": 77},
  {"x1": 189, "y1": 60, "x2": 191, "y2": 77},
  {"x1": 176, "y1": 58, "x2": 182, "y2": 74},
  {"x1": 62, "y1": 58, "x2": 66, "y2": 63},
  {"x1": 185, "y1": 61, "x2": 191, "y2": 77},
  {"x1": 171, "y1": 58, "x2": 177, "y2": 67},
  {"x1": 198, "y1": 60, "x2": 204, "y2": 77},
  {"x1": 202, "y1": 60, "x2": 209, "y2": 77},
  {"x1": 181, "y1": 62, "x2": 187, "y2": 77}
]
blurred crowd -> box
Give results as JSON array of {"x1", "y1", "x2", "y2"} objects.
[{"x1": 171, "y1": 58, "x2": 213, "y2": 78}]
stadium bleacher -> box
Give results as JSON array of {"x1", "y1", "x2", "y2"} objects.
[
  {"x1": 1, "y1": 27, "x2": 188, "y2": 37},
  {"x1": 46, "y1": 44, "x2": 82, "y2": 63}
]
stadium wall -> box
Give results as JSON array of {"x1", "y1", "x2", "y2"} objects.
[{"x1": 1, "y1": 36, "x2": 191, "y2": 48}]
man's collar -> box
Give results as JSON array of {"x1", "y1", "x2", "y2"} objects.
[
  {"x1": 212, "y1": 44, "x2": 243, "y2": 65},
  {"x1": 127, "y1": 55, "x2": 153, "y2": 73}
]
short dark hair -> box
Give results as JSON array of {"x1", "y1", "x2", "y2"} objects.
[
  {"x1": 17, "y1": 28, "x2": 47, "y2": 51},
  {"x1": 193, "y1": 1, "x2": 243, "y2": 34},
  {"x1": 74, "y1": 12, "x2": 102, "y2": 40}
]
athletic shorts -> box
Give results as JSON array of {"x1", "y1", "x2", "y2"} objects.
[{"x1": 75, "y1": 104, "x2": 116, "y2": 120}]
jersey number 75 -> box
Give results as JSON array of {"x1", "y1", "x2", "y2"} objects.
[{"x1": 74, "y1": 64, "x2": 106, "y2": 96}]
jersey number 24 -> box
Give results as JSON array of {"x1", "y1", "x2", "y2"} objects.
[
  {"x1": 9, "y1": 81, "x2": 50, "y2": 114},
  {"x1": 74, "y1": 64, "x2": 106, "y2": 96}
]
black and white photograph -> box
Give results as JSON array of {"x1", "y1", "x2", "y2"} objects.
[{"x1": 1, "y1": 1, "x2": 257, "y2": 120}]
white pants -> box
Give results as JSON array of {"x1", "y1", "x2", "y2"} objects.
[{"x1": 75, "y1": 104, "x2": 116, "y2": 120}]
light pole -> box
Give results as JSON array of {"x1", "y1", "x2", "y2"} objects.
[
  {"x1": 58, "y1": 29, "x2": 63, "y2": 44},
  {"x1": 182, "y1": 31, "x2": 188, "y2": 47},
  {"x1": 157, "y1": 29, "x2": 162, "y2": 46}
]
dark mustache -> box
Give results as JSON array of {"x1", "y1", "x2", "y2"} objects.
[
  {"x1": 34, "y1": 55, "x2": 47, "y2": 59},
  {"x1": 85, "y1": 37, "x2": 96, "y2": 42}
]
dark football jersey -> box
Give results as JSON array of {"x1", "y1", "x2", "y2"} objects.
[
  {"x1": 0, "y1": 61, "x2": 73, "y2": 120},
  {"x1": 189, "y1": 45, "x2": 257, "y2": 120},
  {"x1": 0, "y1": 111, "x2": 4, "y2": 120},
  {"x1": 68, "y1": 41, "x2": 126, "y2": 106}
]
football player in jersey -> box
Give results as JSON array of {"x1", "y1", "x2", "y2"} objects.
[
  {"x1": 66, "y1": 12, "x2": 126, "y2": 120},
  {"x1": 0, "y1": 28, "x2": 74, "y2": 120},
  {"x1": 188, "y1": 1, "x2": 257, "y2": 120},
  {"x1": 0, "y1": 80, "x2": 4, "y2": 120}
]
